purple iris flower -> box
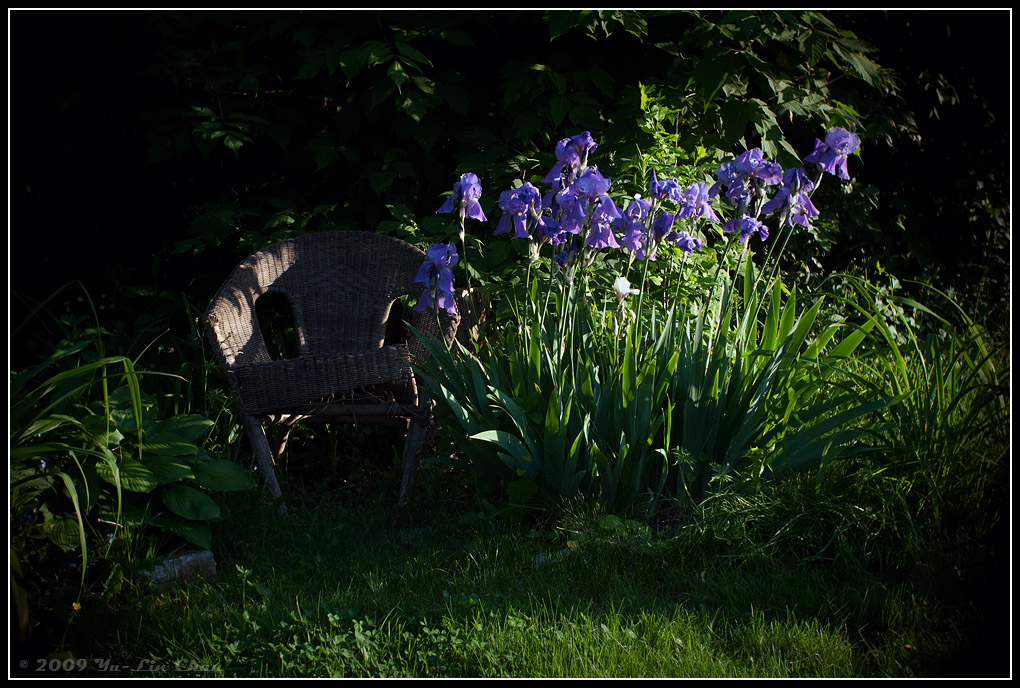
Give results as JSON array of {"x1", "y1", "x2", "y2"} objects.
[
  {"x1": 652, "y1": 212, "x2": 677, "y2": 243},
  {"x1": 619, "y1": 220, "x2": 647, "y2": 257},
  {"x1": 543, "y1": 131, "x2": 599, "y2": 183},
  {"x1": 534, "y1": 215, "x2": 564, "y2": 245},
  {"x1": 649, "y1": 170, "x2": 683, "y2": 204},
  {"x1": 710, "y1": 149, "x2": 783, "y2": 210},
  {"x1": 671, "y1": 230, "x2": 704, "y2": 254},
  {"x1": 623, "y1": 196, "x2": 651, "y2": 222},
  {"x1": 554, "y1": 185, "x2": 588, "y2": 235},
  {"x1": 722, "y1": 215, "x2": 770, "y2": 244},
  {"x1": 584, "y1": 222, "x2": 620, "y2": 250},
  {"x1": 733, "y1": 148, "x2": 784, "y2": 185},
  {"x1": 677, "y1": 182, "x2": 720, "y2": 222},
  {"x1": 575, "y1": 166, "x2": 612, "y2": 199},
  {"x1": 804, "y1": 127, "x2": 861, "y2": 180},
  {"x1": 616, "y1": 199, "x2": 648, "y2": 256},
  {"x1": 709, "y1": 160, "x2": 750, "y2": 205},
  {"x1": 558, "y1": 131, "x2": 598, "y2": 168},
  {"x1": 413, "y1": 242, "x2": 459, "y2": 314},
  {"x1": 618, "y1": 210, "x2": 676, "y2": 262},
  {"x1": 762, "y1": 168, "x2": 819, "y2": 228},
  {"x1": 590, "y1": 194, "x2": 622, "y2": 226},
  {"x1": 553, "y1": 240, "x2": 578, "y2": 271},
  {"x1": 495, "y1": 183, "x2": 543, "y2": 239},
  {"x1": 437, "y1": 172, "x2": 487, "y2": 222}
]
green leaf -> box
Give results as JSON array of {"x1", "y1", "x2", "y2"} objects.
[
  {"x1": 395, "y1": 40, "x2": 431, "y2": 67},
  {"x1": 296, "y1": 55, "x2": 323, "y2": 79},
  {"x1": 544, "y1": 392, "x2": 562, "y2": 436},
  {"x1": 149, "y1": 415, "x2": 215, "y2": 443},
  {"x1": 162, "y1": 485, "x2": 222, "y2": 521},
  {"x1": 81, "y1": 414, "x2": 125, "y2": 447},
  {"x1": 193, "y1": 460, "x2": 257, "y2": 492},
  {"x1": 145, "y1": 457, "x2": 196, "y2": 484},
  {"x1": 97, "y1": 458, "x2": 159, "y2": 493},
  {"x1": 313, "y1": 145, "x2": 339, "y2": 171},
  {"x1": 387, "y1": 59, "x2": 409, "y2": 91},
  {"x1": 223, "y1": 134, "x2": 245, "y2": 153},
  {"x1": 621, "y1": 321, "x2": 637, "y2": 408},
  {"x1": 547, "y1": 11, "x2": 589, "y2": 40},
  {"x1": 551, "y1": 94, "x2": 571, "y2": 126},
  {"x1": 158, "y1": 512, "x2": 213, "y2": 549},
  {"x1": 142, "y1": 433, "x2": 201, "y2": 457},
  {"x1": 42, "y1": 507, "x2": 86, "y2": 551},
  {"x1": 56, "y1": 473, "x2": 87, "y2": 561},
  {"x1": 719, "y1": 99, "x2": 758, "y2": 147},
  {"x1": 470, "y1": 430, "x2": 535, "y2": 479}
]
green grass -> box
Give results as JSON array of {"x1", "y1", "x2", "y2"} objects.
[{"x1": 14, "y1": 437, "x2": 1009, "y2": 679}]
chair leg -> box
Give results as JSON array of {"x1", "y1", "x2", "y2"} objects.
[{"x1": 241, "y1": 412, "x2": 288, "y2": 516}]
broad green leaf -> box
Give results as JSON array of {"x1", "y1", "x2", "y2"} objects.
[
  {"x1": 387, "y1": 59, "x2": 409, "y2": 90},
  {"x1": 162, "y1": 485, "x2": 222, "y2": 521},
  {"x1": 193, "y1": 459, "x2": 257, "y2": 492},
  {"x1": 223, "y1": 134, "x2": 245, "y2": 153},
  {"x1": 96, "y1": 458, "x2": 159, "y2": 493},
  {"x1": 148, "y1": 415, "x2": 215, "y2": 443},
  {"x1": 82, "y1": 414, "x2": 125, "y2": 448},
  {"x1": 544, "y1": 392, "x2": 562, "y2": 436},
  {"x1": 144, "y1": 457, "x2": 196, "y2": 484},
  {"x1": 142, "y1": 433, "x2": 200, "y2": 457},
  {"x1": 296, "y1": 56, "x2": 323, "y2": 79},
  {"x1": 395, "y1": 41, "x2": 431, "y2": 67},
  {"x1": 158, "y1": 513, "x2": 213, "y2": 550}
]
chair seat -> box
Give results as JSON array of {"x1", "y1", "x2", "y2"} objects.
[{"x1": 235, "y1": 344, "x2": 415, "y2": 416}]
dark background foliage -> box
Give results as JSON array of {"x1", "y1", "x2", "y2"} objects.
[{"x1": 10, "y1": 9, "x2": 1010, "y2": 349}]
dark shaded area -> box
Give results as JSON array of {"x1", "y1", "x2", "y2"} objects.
[
  {"x1": 12, "y1": 12, "x2": 161, "y2": 283},
  {"x1": 829, "y1": 10, "x2": 1010, "y2": 331}
]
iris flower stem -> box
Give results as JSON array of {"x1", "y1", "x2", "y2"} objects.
[
  {"x1": 701, "y1": 231, "x2": 740, "y2": 347},
  {"x1": 458, "y1": 215, "x2": 471, "y2": 293},
  {"x1": 633, "y1": 198, "x2": 662, "y2": 343},
  {"x1": 716, "y1": 243, "x2": 750, "y2": 351},
  {"x1": 455, "y1": 213, "x2": 482, "y2": 351},
  {"x1": 672, "y1": 253, "x2": 689, "y2": 309},
  {"x1": 434, "y1": 295, "x2": 450, "y2": 354},
  {"x1": 754, "y1": 169, "x2": 825, "y2": 301},
  {"x1": 525, "y1": 258, "x2": 535, "y2": 329}
]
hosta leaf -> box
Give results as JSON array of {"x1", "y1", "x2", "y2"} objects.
[
  {"x1": 162, "y1": 485, "x2": 221, "y2": 521},
  {"x1": 148, "y1": 415, "x2": 214, "y2": 443},
  {"x1": 144, "y1": 457, "x2": 196, "y2": 484},
  {"x1": 142, "y1": 433, "x2": 201, "y2": 457},
  {"x1": 193, "y1": 460, "x2": 257, "y2": 492},
  {"x1": 157, "y1": 512, "x2": 213, "y2": 550},
  {"x1": 96, "y1": 458, "x2": 160, "y2": 493}
]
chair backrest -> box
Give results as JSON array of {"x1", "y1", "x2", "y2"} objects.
[{"x1": 204, "y1": 231, "x2": 436, "y2": 373}]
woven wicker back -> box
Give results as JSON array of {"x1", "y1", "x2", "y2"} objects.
[{"x1": 205, "y1": 231, "x2": 429, "y2": 371}]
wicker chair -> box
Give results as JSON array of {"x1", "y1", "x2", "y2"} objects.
[{"x1": 203, "y1": 231, "x2": 460, "y2": 513}]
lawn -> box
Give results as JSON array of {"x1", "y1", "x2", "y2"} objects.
[{"x1": 14, "y1": 421, "x2": 1009, "y2": 678}]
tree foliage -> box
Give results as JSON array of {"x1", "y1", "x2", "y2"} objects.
[
  {"x1": 11, "y1": 10, "x2": 1007, "y2": 331},
  {"x1": 137, "y1": 11, "x2": 906, "y2": 267}
]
